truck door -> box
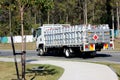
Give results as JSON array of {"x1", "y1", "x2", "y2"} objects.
[{"x1": 35, "y1": 27, "x2": 44, "y2": 49}]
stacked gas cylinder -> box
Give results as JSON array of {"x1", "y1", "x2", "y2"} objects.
[{"x1": 44, "y1": 24, "x2": 110, "y2": 47}]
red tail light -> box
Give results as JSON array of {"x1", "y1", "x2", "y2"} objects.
[
  {"x1": 85, "y1": 45, "x2": 88, "y2": 48},
  {"x1": 110, "y1": 44, "x2": 113, "y2": 47},
  {"x1": 104, "y1": 43, "x2": 108, "y2": 49}
]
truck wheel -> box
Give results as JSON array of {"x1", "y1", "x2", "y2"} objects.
[
  {"x1": 38, "y1": 48, "x2": 44, "y2": 56},
  {"x1": 64, "y1": 49, "x2": 72, "y2": 58}
]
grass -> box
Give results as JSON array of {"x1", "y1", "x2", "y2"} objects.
[
  {"x1": 0, "y1": 42, "x2": 36, "y2": 50},
  {"x1": 0, "y1": 39, "x2": 120, "y2": 79},
  {"x1": 114, "y1": 38, "x2": 120, "y2": 51},
  {"x1": 0, "y1": 38, "x2": 120, "y2": 51},
  {"x1": 0, "y1": 62, "x2": 64, "y2": 80},
  {"x1": 0, "y1": 62, "x2": 119, "y2": 80},
  {"x1": 94, "y1": 62, "x2": 120, "y2": 80}
]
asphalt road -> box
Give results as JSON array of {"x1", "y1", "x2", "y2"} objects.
[{"x1": 0, "y1": 50, "x2": 120, "y2": 63}]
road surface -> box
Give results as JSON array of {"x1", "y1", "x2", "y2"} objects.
[{"x1": 0, "y1": 50, "x2": 120, "y2": 63}]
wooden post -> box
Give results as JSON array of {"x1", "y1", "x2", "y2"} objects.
[{"x1": 11, "y1": 34, "x2": 20, "y2": 80}]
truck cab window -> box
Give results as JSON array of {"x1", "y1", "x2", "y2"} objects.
[{"x1": 36, "y1": 28, "x2": 41, "y2": 38}]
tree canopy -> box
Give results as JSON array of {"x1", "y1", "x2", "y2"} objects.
[{"x1": 0, "y1": 0, "x2": 120, "y2": 36}]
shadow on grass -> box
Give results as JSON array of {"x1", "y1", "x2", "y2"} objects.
[
  {"x1": 26, "y1": 65, "x2": 58, "y2": 80},
  {"x1": 116, "y1": 73, "x2": 120, "y2": 79},
  {"x1": 26, "y1": 59, "x2": 38, "y2": 63}
]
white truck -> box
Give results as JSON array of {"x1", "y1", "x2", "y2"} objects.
[{"x1": 33, "y1": 24, "x2": 114, "y2": 58}]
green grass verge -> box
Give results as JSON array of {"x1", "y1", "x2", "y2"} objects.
[
  {"x1": 94, "y1": 62, "x2": 120, "y2": 80},
  {"x1": 0, "y1": 62, "x2": 64, "y2": 80}
]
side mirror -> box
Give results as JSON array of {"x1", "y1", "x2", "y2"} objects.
[
  {"x1": 31, "y1": 28, "x2": 36, "y2": 38},
  {"x1": 33, "y1": 30, "x2": 36, "y2": 38}
]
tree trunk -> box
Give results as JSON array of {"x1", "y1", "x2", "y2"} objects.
[
  {"x1": 66, "y1": 14, "x2": 68, "y2": 24},
  {"x1": 92, "y1": 3, "x2": 95, "y2": 24},
  {"x1": 112, "y1": 9, "x2": 114, "y2": 30},
  {"x1": 9, "y1": 7, "x2": 11, "y2": 34},
  {"x1": 20, "y1": 7, "x2": 24, "y2": 51},
  {"x1": 35, "y1": 13, "x2": 37, "y2": 24},
  {"x1": 85, "y1": 0, "x2": 87, "y2": 25},
  {"x1": 20, "y1": 6, "x2": 26, "y2": 80},
  {"x1": 116, "y1": 2, "x2": 120, "y2": 37},
  {"x1": 47, "y1": 10, "x2": 50, "y2": 24},
  {"x1": 84, "y1": 0, "x2": 87, "y2": 25}
]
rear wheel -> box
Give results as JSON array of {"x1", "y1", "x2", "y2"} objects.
[{"x1": 64, "y1": 48, "x2": 73, "y2": 58}]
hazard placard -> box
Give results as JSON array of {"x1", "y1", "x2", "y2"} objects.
[{"x1": 93, "y1": 34, "x2": 99, "y2": 41}]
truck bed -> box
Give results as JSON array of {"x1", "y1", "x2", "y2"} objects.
[{"x1": 44, "y1": 24, "x2": 111, "y2": 47}]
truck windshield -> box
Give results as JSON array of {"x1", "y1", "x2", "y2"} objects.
[{"x1": 36, "y1": 28, "x2": 41, "y2": 37}]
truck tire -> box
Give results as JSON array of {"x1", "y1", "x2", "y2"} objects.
[
  {"x1": 64, "y1": 48, "x2": 72, "y2": 58},
  {"x1": 38, "y1": 48, "x2": 44, "y2": 56}
]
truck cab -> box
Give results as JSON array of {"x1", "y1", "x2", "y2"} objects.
[{"x1": 33, "y1": 27, "x2": 45, "y2": 54}]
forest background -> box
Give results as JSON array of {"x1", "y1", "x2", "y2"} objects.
[{"x1": 0, "y1": 0, "x2": 120, "y2": 37}]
